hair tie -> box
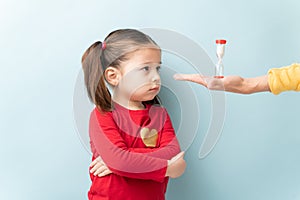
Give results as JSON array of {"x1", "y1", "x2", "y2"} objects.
[{"x1": 101, "y1": 42, "x2": 106, "y2": 50}]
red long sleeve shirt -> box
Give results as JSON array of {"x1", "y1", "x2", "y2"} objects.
[{"x1": 88, "y1": 103, "x2": 181, "y2": 200}]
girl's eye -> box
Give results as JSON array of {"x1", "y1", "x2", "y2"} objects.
[
  {"x1": 156, "y1": 66, "x2": 161, "y2": 72},
  {"x1": 142, "y1": 66, "x2": 150, "y2": 71}
]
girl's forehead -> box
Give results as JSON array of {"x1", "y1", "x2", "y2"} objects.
[
  {"x1": 119, "y1": 49, "x2": 161, "y2": 73},
  {"x1": 126, "y1": 48, "x2": 161, "y2": 63}
]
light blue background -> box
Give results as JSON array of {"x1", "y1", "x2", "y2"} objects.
[{"x1": 1, "y1": 0, "x2": 300, "y2": 199}]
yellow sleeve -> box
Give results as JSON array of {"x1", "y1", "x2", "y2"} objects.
[{"x1": 268, "y1": 63, "x2": 300, "y2": 95}]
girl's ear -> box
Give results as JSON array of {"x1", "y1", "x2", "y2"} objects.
[{"x1": 104, "y1": 67, "x2": 121, "y2": 86}]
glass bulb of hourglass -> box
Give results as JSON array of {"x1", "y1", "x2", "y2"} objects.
[
  {"x1": 214, "y1": 39, "x2": 226, "y2": 78},
  {"x1": 215, "y1": 60, "x2": 224, "y2": 78}
]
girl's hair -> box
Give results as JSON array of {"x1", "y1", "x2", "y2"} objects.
[{"x1": 81, "y1": 29, "x2": 161, "y2": 112}]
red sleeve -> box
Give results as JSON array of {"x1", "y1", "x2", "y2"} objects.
[
  {"x1": 89, "y1": 109, "x2": 167, "y2": 182},
  {"x1": 128, "y1": 109, "x2": 181, "y2": 159}
]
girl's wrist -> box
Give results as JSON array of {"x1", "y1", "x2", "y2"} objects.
[{"x1": 165, "y1": 160, "x2": 172, "y2": 177}]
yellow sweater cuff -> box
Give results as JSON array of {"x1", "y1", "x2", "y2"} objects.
[{"x1": 268, "y1": 63, "x2": 300, "y2": 95}]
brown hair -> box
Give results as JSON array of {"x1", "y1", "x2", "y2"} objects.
[{"x1": 81, "y1": 29, "x2": 161, "y2": 112}]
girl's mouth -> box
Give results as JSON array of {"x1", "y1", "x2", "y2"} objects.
[{"x1": 149, "y1": 86, "x2": 160, "y2": 91}]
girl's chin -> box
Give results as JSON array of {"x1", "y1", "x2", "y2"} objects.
[
  {"x1": 131, "y1": 92, "x2": 159, "y2": 102},
  {"x1": 133, "y1": 97, "x2": 157, "y2": 102}
]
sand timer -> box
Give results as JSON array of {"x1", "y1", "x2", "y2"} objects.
[{"x1": 215, "y1": 39, "x2": 227, "y2": 78}]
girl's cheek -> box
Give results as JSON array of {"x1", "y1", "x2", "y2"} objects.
[{"x1": 121, "y1": 72, "x2": 148, "y2": 89}]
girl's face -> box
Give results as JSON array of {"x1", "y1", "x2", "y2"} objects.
[{"x1": 112, "y1": 48, "x2": 161, "y2": 108}]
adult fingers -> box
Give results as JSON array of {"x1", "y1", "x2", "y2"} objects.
[{"x1": 173, "y1": 74, "x2": 207, "y2": 86}]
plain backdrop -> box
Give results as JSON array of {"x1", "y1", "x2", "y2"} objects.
[{"x1": 1, "y1": 0, "x2": 300, "y2": 199}]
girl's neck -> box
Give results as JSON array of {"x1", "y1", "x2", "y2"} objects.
[{"x1": 113, "y1": 97, "x2": 145, "y2": 110}]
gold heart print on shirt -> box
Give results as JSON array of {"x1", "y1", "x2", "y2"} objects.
[{"x1": 140, "y1": 127, "x2": 158, "y2": 147}]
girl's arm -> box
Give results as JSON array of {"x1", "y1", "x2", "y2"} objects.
[
  {"x1": 89, "y1": 109, "x2": 184, "y2": 182},
  {"x1": 127, "y1": 110, "x2": 180, "y2": 159},
  {"x1": 90, "y1": 109, "x2": 182, "y2": 177},
  {"x1": 91, "y1": 151, "x2": 186, "y2": 179}
]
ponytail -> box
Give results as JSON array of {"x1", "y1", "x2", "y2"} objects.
[{"x1": 81, "y1": 41, "x2": 112, "y2": 112}]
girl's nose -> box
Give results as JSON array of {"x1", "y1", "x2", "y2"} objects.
[{"x1": 151, "y1": 71, "x2": 160, "y2": 83}]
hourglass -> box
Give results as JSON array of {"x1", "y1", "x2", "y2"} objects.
[{"x1": 215, "y1": 39, "x2": 227, "y2": 78}]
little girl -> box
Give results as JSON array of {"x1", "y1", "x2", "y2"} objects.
[{"x1": 81, "y1": 29, "x2": 186, "y2": 200}]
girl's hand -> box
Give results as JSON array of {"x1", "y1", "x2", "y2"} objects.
[
  {"x1": 90, "y1": 156, "x2": 112, "y2": 177},
  {"x1": 166, "y1": 151, "x2": 186, "y2": 178}
]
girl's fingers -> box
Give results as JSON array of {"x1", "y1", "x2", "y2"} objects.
[
  {"x1": 90, "y1": 162, "x2": 103, "y2": 174},
  {"x1": 90, "y1": 156, "x2": 110, "y2": 176},
  {"x1": 93, "y1": 165, "x2": 107, "y2": 176},
  {"x1": 169, "y1": 151, "x2": 185, "y2": 165},
  {"x1": 95, "y1": 156, "x2": 103, "y2": 162},
  {"x1": 172, "y1": 151, "x2": 185, "y2": 161},
  {"x1": 90, "y1": 159, "x2": 98, "y2": 168},
  {"x1": 90, "y1": 156, "x2": 104, "y2": 167},
  {"x1": 98, "y1": 169, "x2": 112, "y2": 177}
]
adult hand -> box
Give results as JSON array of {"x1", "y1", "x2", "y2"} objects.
[{"x1": 173, "y1": 74, "x2": 269, "y2": 94}]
